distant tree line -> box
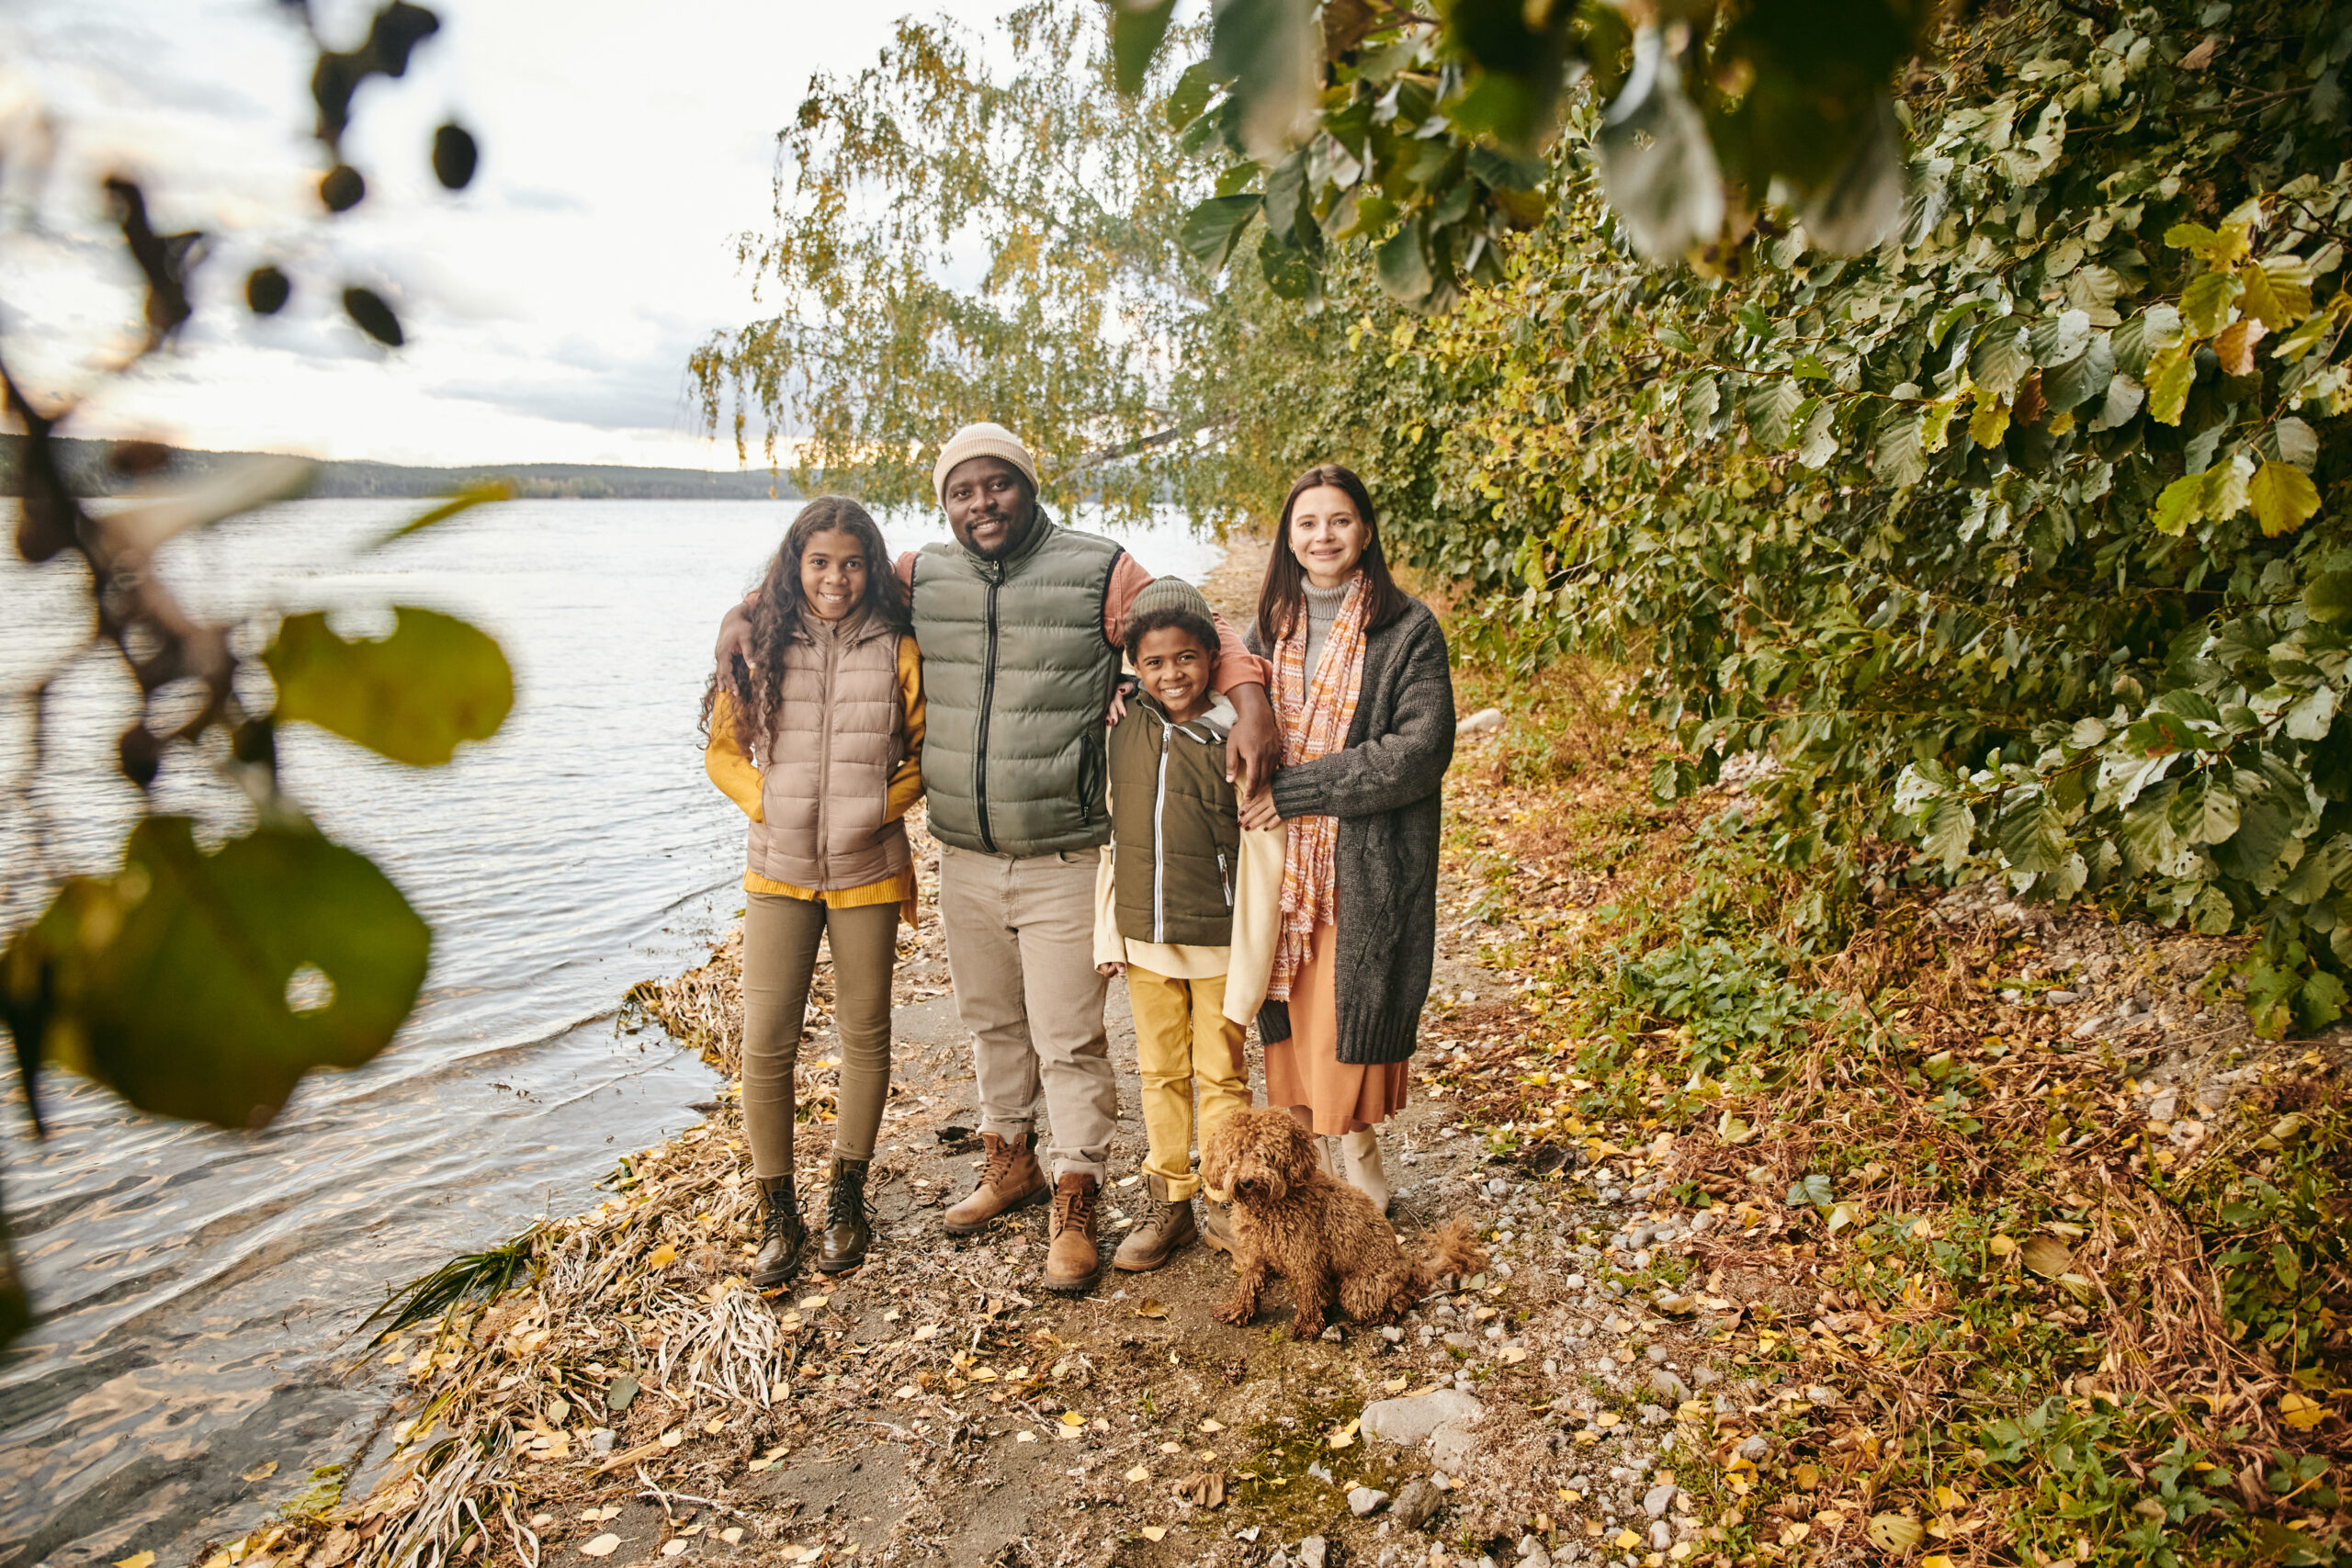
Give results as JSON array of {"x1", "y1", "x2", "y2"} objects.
[{"x1": 0, "y1": 436, "x2": 799, "y2": 502}]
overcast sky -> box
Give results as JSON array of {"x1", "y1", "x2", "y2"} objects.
[{"x1": 0, "y1": 0, "x2": 1018, "y2": 469}]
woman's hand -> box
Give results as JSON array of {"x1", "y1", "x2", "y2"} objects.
[
  {"x1": 1096, "y1": 960, "x2": 1126, "y2": 977},
  {"x1": 1237, "y1": 784, "x2": 1282, "y2": 832},
  {"x1": 1104, "y1": 673, "x2": 1136, "y2": 728}
]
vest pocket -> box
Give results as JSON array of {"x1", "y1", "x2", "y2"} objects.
[{"x1": 1077, "y1": 728, "x2": 1104, "y2": 826}]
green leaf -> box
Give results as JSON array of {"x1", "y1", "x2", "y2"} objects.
[
  {"x1": 2153, "y1": 472, "x2": 2207, "y2": 536},
  {"x1": 2182, "y1": 269, "x2": 2243, "y2": 336},
  {"x1": 2181, "y1": 783, "x2": 2242, "y2": 846},
  {"x1": 1747, "y1": 378, "x2": 1804, "y2": 448},
  {"x1": 1165, "y1": 59, "x2": 1216, "y2": 131},
  {"x1": 1594, "y1": 25, "x2": 1724, "y2": 262},
  {"x1": 264, "y1": 607, "x2": 514, "y2": 768},
  {"x1": 1109, "y1": 0, "x2": 1179, "y2": 97},
  {"x1": 1968, "y1": 392, "x2": 2011, "y2": 449},
  {"x1": 2248, "y1": 460, "x2": 2323, "y2": 537},
  {"x1": 2296, "y1": 969, "x2": 2347, "y2": 1033},
  {"x1": 2304, "y1": 570, "x2": 2352, "y2": 625},
  {"x1": 1995, "y1": 795, "x2": 2066, "y2": 874},
  {"x1": 2189, "y1": 885, "x2": 2235, "y2": 934},
  {"x1": 1971, "y1": 325, "x2": 2032, "y2": 395},
  {"x1": 1875, "y1": 409, "x2": 1927, "y2": 486},
  {"x1": 1922, "y1": 796, "x2": 1975, "y2": 872},
  {"x1": 1181, "y1": 193, "x2": 1263, "y2": 273},
  {"x1": 0, "y1": 818, "x2": 430, "y2": 1130},
  {"x1": 1259, "y1": 232, "x2": 1320, "y2": 300},
  {"x1": 1375, "y1": 217, "x2": 1434, "y2": 303},
  {"x1": 1209, "y1": 0, "x2": 1318, "y2": 160},
  {"x1": 1786, "y1": 1173, "x2": 1834, "y2": 1210},
  {"x1": 369, "y1": 481, "x2": 511, "y2": 549},
  {"x1": 2147, "y1": 348, "x2": 2198, "y2": 425}
]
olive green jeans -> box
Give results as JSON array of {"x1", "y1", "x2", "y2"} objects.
[{"x1": 741, "y1": 891, "x2": 899, "y2": 1179}]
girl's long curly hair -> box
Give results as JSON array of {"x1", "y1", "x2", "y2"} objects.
[{"x1": 699, "y1": 495, "x2": 910, "y2": 763}]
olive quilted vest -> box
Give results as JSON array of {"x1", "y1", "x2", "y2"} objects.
[
  {"x1": 910, "y1": 514, "x2": 1123, "y2": 857},
  {"x1": 1108, "y1": 696, "x2": 1241, "y2": 945}
]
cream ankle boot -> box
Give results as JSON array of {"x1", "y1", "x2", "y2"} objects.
[{"x1": 1340, "y1": 1128, "x2": 1391, "y2": 1213}]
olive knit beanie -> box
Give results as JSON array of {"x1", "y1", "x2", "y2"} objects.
[
  {"x1": 1122, "y1": 575, "x2": 1217, "y2": 654},
  {"x1": 933, "y1": 423, "x2": 1040, "y2": 506}
]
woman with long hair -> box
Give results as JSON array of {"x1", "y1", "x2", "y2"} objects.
[
  {"x1": 1238, "y1": 464, "x2": 1454, "y2": 1212},
  {"x1": 702, "y1": 496, "x2": 923, "y2": 1282}
]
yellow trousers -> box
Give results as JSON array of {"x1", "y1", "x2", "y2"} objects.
[{"x1": 1125, "y1": 964, "x2": 1251, "y2": 1201}]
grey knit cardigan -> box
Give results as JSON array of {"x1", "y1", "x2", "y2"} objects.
[{"x1": 1250, "y1": 595, "x2": 1455, "y2": 1066}]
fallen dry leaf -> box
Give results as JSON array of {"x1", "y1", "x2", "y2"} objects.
[
  {"x1": 1867, "y1": 1516, "x2": 1923, "y2": 1553},
  {"x1": 646, "y1": 1243, "x2": 676, "y2": 1269},
  {"x1": 1177, "y1": 1472, "x2": 1226, "y2": 1508},
  {"x1": 1198, "y1": 1418, "x2": 1224, "y2": 1433},
  {"x1": 1126, "y1": 1464, "x2": 1151, "y2": 1482},
  {"x1": 721, "y1": 1529, "x2": 744, "y2": 1546},
  {"x1": 1140, "y1": 1527, "x2": 1168, "y2": 1543},
  {"x1": 581, "y1": 1535, "x2": 621, "y2": 1559},
  {"x1": 115, "y1": 1554, "x2": 155, "y2": 1568},
  {"x1": 239, "y1": 1461, "x2": 277, "y2": 1483},
  {"x1": 1135, "y1": 1298, "x2": 1169, "y2": 1319}
]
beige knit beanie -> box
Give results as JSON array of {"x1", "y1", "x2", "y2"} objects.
[{"x1": 933, "y1": 423, "x2": 1039, "y2": 506}]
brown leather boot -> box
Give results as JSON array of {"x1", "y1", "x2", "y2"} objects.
[
  {"x1": 941, "y1": 1131, "x2": 1046, "y2": 1236},
  {"x1": 1199, "y1": 1197, "x2": 1236, "y2": 1257},
  {"x1": 1112, "y1": 1175, "x2": 1196, "y2": 1272},
  {"x1": 1041, "y1": 1173, "x2": 1102, "y2": 1293}
]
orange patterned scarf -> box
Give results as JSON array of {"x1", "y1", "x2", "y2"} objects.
[{"x1": 1266, "y1": 572, "x2": 1369, "y2": 1000}]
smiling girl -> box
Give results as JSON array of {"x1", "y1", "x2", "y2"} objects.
[{"x1": 702, "y1": 497, "x2": 924, "y2": 1284}]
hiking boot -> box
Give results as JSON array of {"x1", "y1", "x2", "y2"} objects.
[
  {"x1": 1112, "y1": 1175, "x2": 1196, "y2": 1271},
  {"x1": 751, "y1": 1173, "x2": 807, "y2": 1289},
  {"x1": 1200, "y1": 1197, "x2": 1236, "y2": 1256},
  {"x1": 942, "y1": 1131, "x2": 1047, "y2": 1236},
  {"x1": 1041, "y1": 1173, "x2": 1102, "y2": 1293},
  {"x1": 816, "y1": 1157, "x2": 872, "y2": 1274}
]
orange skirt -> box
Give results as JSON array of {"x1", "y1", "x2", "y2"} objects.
[{"x1": 1262, "y1": 921, "x2": 1410, "y2": 1135}]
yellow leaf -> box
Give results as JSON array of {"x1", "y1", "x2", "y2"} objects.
[
  {"x1": 1061, "y1": 1410, "x2": 1085, "y2": 1427},
  {"x1": 1989, "y1": 1235, "x2": 2018, "y2": 1257},
  {"x1": 1613, "y1": 1530, "x2": 1643, "y2": 1551},
  {"x1": 1135, "y1": 1298, "x2": 1169, "y2": 1319},
  {"x1": 1126, "y1": 1465, "x2": 1151, "y2": 1482},
  {"x1": 1383, "y1": 1377, "x2": 1409, "y2": 1393},
  {"x1": 239, "y1": 1461, "x2": 278, "y2": 1483},
  {"x1": 1969, "y1": 393, "x2": 2012, "y2": 449},
  {"x1": 1923, "y1": 1557, "x2": 1955, "y2": 1568},
  {"x1": 646, "y1": 1243, "x2": 677, "y2": 1269},
  {"x1": 798, "y1": 1294, "x2": 830, "y2": 1310},
  {"x1": 1140, "y1": 1527, "x2": 1168, "y2": 1542},
  {"x1": 1867, "y1": 1515, "x2": 1924, "y2": 1553},
  {"x1": 114, "y1": 1555, "x2": 155, "y2": 1568},
  {"x1": 2250, "y1": 460, "x2": 2323, "y2": 537},
  {"x1": 2279, "y1": 1391, "x2": 2330, "y2": 1430}
]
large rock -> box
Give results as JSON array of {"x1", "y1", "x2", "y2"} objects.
[{"x1": 1362, "y1": 1388, "x2": 1484, "y2": 1445}]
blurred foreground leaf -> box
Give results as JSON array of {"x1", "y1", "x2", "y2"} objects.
[
  {"x1": 370, "y1": 480, "x2": 514, "y2": 548},
  {"x1": 264, "y1": 606, "x2": 513, "y2": 766},
  {"x1": 0, "y1": 817, "x2": 430, "y2": 1131}
]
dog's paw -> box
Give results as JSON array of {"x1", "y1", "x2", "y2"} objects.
[
  {"x1": 1286, "y1": 1315, "x2": 1324, "y2": 1341},
  {"x1": 1214, "y1": 1302, "x2": 1255, "y2": 1327}
]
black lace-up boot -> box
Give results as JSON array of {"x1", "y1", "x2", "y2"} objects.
[
  {"x1": 817, "y1": 1157, "x2": 872, "y2": 1274},
  {"x1": 751, "y1": 1173, "x2": 807, "y2": 1289}
]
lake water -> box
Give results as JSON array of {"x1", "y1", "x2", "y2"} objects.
[{"x1": 0, "y1": 496, "x2": 1225, "y2": 1566}]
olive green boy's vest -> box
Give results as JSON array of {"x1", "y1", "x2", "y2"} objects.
[
  {"x1": 1108, "y1": 695, "x2": 1242, "y2": 946},
  {"x1": 910, "y1": 513, "x2": 1125, "y2": 857}
]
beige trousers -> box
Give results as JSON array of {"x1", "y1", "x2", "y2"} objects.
[
  {"x1": 1125, "y1": 965, "x2": 1250, "y2": 1201},
  {"x1": 741, "y1": 892, "x2": 899, "y2": 1179},
  {"x1": 936, "y1": 842, "x2": 1115, "y2": 1182}
]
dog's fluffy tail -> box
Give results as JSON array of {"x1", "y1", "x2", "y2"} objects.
[{"x1": 1408, "y1": 1216, "x2": 1490, "y2": 1296}]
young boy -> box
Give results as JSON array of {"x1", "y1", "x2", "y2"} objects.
[{"x1": 1093, "y1": 577, "x2": 1284, "y2": 1269}]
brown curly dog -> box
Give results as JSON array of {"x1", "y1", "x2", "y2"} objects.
[{"x1": 1200, "y1": 1107, "x2": 1487, "y2": 1340}]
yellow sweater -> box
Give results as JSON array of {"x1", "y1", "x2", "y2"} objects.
[{"x1": 704, "y1": 634, "x2": 925, "y2": 922}]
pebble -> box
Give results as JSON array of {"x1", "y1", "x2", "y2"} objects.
[
  {"x1": 588, "y1": 1428, "x2": 616, "y2": 1454},
  {"x1": 1380, "y1": 1325, "x2": 1405, "y2": 1343},
  {"x1": 1301, "y1": 1538, "x2": 1329, "y2": 1568},
  {"x1": 1736, "y1": 1435, "x2": 1769, "y2": 1461},
  {"x1": 1645, "y1": 1345, "x2": 1671, "y2": 1364},
  {"x1": 1648, "y1": 1521, "x2": 1673, "y2": 1551},
  {"x1": 1350, "y1": 1487, "x2": 1391, "y2": 1517},
  {"x1": 1644, "y1": 1483, "x2": 1677, "y2": 1518},
  {"x1": 1596, "y1": 1357, "x2": 1618, "y2": 1374},
  {"x1": 2046, "y1": 989, "x2": 2079, "y2": 1004},
  {"x1": 1391, "y1": 1479, "x2": 1442, "y2": 1529},
  {"x1": 1648, "y1": 1370, "x2": 1690, "y2": 1403}
]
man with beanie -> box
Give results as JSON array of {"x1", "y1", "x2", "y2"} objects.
[{"x1": 715, "y1": 423, "x2": 1277, "y2": 1293}]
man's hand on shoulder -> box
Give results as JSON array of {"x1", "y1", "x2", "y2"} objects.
[
  {"x1": 1226, "y1": 683, "x2": 1279, "y2": 797},
  {"x1": 715, "y1": 600, "x2": 753, "y2": 682}
]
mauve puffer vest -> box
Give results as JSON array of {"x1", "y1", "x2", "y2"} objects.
[{"x1": 746, "y1": 611, "x2": 910, "y2": 891}]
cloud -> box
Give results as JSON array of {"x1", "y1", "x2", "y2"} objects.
[{"x1": 4, "y1": 0, "x2": 1021, "y2": 467}]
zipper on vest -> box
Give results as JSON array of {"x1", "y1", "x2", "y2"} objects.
[
  {"x1": 1151, "y1": 713, "x2": 1172, "y2": 943},
  {"x1": 976, "y1": 578, "x2": 1001, "y2": 854},
  {"x1": 813, "y1": 629, "x2": 836, "y2": 886},
  {"x1": 1217, "y1": 849, "x2": 1231, "y2": 909}
]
